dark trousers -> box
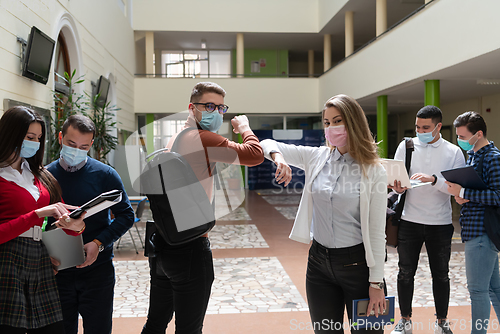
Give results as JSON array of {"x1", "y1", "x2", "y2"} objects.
[
  {"x1": 306, "y1": 240, "x2": 385, "y2": 334},
  {"x1": 396, "y1": 220, "x2": 454, "y2": 319},
  {"x1": 55, "y1": 261, "x2": 115, "y2": 334},
  {"x1": 141, "y1": 237, "x2": 214, "y2": 334},
  {"x1": 0, "y1": 322, "x2": 64, "y2": 334}
]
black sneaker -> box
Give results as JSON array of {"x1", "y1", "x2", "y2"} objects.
[{"x1": 435, "y1": 320, "x2": 453, "y2": 334}]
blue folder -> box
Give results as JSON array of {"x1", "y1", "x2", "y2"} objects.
[
  {"x1": 352, "y1": 296, "x2": 395, "y2": 329},
  {"x1": 441, "y1": 166, "x2": 487, "y2": 190}
]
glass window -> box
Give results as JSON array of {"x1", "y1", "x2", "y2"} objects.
[
  {"x1": 286, "y1": 116, "x2": 322, "y2": 130},
  {"x1": 248, "y1": 116, "x2": 284, "y2": 130},
  {"x1": 209, "y1": 50, "x2": 231, "y2": 78},
  {"x1": 161, "y1": 50, "x2": 230, "y2": 78}
]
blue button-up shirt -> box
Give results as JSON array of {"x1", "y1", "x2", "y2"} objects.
[
  {"x1": 461, "y1": 142, "x2": 500, "y2": 242},
  {"x1": 311, "y1": 149, "x2": 362, "y2": 248}
]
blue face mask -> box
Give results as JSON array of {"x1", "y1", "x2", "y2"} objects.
[
  {"x1": 198, "y1": 111, "x2": 223, "y2": 133},
  {"x1": 416, "y1": 125, "x2": 438, "y2": 144},
  {"x1": 457, "y1": 134, "x2": 478, "y2": 151},
  {"x1": 20, "y1": 140, "x2": 40, "y2": 158},
  {"x1": 60, "y1": 144, "x2": 88, "y2": 166}
]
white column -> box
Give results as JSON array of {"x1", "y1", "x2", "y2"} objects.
[
  {"x1": 145, "y1": 32, "x2": 154, "y2": 76},
  {"x1": 323, "y1": 34, "x2": 331, "y2": 72},
  {"x1": 345, "y1": 11, "x2": 354, "y2": 57},
  {"x1": 154, "y1": 49, "x2": 162, "y2": 76},
  {"x1": 308, "y1": 50, "x2": 314, "y2": 77},
  {"x1": 236, "y1": 33, "x2": 244, "y2": 78},
  {"x1": 376, "y1": 0, "x2": 387, "y2": 37}
]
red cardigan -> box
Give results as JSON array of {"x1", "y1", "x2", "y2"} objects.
[{"x1": 0, "y1": 176, "x2": 78, "y2": 244}]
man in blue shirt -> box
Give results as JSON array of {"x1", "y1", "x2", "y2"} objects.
[
  {"x1": 446, "y1": 111, "x2": 500, "y2": 334},
  {"x1": 47, "y1": 115, "x2": 135, "y2": 334}
]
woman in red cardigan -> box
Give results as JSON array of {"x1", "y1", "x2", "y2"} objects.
[{"x1": 0, "y1": 106, "x2": 86, "y2": 334}]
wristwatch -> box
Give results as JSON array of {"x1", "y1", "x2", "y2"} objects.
[
  {"x1": 93, "y1": 239, "x2": 104, "y2": 252},
  {"x1": 370, "y1": 282, "x2": 385, "y2": 290},
  {"x1": 431, "y1": 174, "x2": 438, "y2": 186}
]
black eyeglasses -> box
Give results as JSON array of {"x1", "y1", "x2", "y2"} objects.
[{"x1": 193, "y1": 103, "x2": 229, "y2": 114}]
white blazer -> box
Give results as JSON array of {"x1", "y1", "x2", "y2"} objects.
[{"x1": 261, "y1": 139, "x2": 387, "y2": 282}]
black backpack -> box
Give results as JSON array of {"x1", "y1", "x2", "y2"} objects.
[{"x1": 140, "y1": 127, "x2": 215, "y2": 246}]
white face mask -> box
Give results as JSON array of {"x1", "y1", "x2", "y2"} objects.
[{"x1": 60, "y1": 144, "x2": 88, "y2": 166}]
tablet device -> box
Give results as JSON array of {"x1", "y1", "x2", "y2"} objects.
[
  {"x1": 42, "y1": 228, "x2": 85, "y2": 270},
  {"x1": 381, "y1": 159, "x2": 431, "y2": 189},
  {"x1": 352, "y1": 296, "x2": 395, "y2": 329},
  {"x1": 69, "y1": 190, "x2": 122, "y2": 219},
  {"x1": 441, "y1": 166, "x2": 487, "y2": 190}
]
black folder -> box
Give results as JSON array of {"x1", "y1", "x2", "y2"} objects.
[{"x1": 441, "y1": 166, "x2": 487, "y2": 190}]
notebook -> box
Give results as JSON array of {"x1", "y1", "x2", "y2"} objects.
[
  {"x1": 42, "y1": 228, "x2": 85, "y2": 270},
  {"x1": 441, "y1": 165, "x2": 488, "y2": 190}
]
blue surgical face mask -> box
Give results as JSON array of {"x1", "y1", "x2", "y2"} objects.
[
  {"x1": 60, "y1": 144, "x2": 88, "y2": 166},
  {"x1": 416, "y1": 124, "x2": 438, "y2": 144},
  {"x1": 198, "y1": 111, "x2": 223, "y2": 133},
  {"x1": 20, "y1": 140, "x2": 40, "y2": 158},
  {"x1": 457, "y1": 134, "x2": 478, "y2": 151}
]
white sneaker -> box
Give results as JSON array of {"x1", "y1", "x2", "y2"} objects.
[
  {"x1": 391, "y1": 318, "x2": 413, "y2": 334},
  {"x1": 435, "y1": 320, "x2": 453, "y2": 334}
]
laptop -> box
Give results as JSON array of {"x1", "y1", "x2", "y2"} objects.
[{"x1": 381, "y1": 159, "x2": 432, "y2": 189}]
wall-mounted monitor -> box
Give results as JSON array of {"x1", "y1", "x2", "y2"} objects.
[
  {"x1": 21, "y1": 26, "x2": 55, "y2": 85},
  {"x1": 95, "y1": 75, "x2": 110, "y2": 108}
]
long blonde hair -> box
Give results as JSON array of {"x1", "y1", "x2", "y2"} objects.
[{"x1": 323, "y1": 94, "x2": 380, "y2": 166}]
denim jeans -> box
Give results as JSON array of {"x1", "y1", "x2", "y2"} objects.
[
  {"x1": 396, "y1": 220, "x2": 454, "y2": 319},
  {"x1": 141, "y1": 237, "x2": 214, "y2": 334},
  {"x1": 465, "y1": 234, "x2": 500, "y2": 334},
  {"x1": 306, "y1": 240, "x2": 385, "y2": 334},
  {"x1": 55, "y1": 261, "x2": 115, "y2": 334}
]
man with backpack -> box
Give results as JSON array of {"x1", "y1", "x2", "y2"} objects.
[
  {"x1": 141, "y1": 82, "x2": 264, "y2": 334},
  {"x1": 446, "y1": 111, "x2": 500, "y2": 334},
  {"x1": 389, "y1": 106, "x2": 465, "y2": 334}
]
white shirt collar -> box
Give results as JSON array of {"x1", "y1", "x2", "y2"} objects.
[
  {"x1": 0, "y1": 159, "x2": 40, "y2": 201},
  {"x1": 59, "y1": 156, "x2": 88, "y2": 172}
]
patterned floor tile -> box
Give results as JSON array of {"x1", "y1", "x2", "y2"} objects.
[
  {"x1": 217, "y1": 207, "x2": 252, "y2": 221},
  {"x1": 275, "y1": 207, "x2": 298, "y2": 220},
  {"x1": 261, "y1": 195, "x2": 301, "y2": 205},
  {"x1": 209, "y1": 224, "x2": 269, "y2": 249}
]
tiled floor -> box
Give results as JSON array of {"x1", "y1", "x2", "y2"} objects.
[{"x1": 104, "y1": 190, "x2": 495, "y2": 334}]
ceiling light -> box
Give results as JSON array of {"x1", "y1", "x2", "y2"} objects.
[
  {"x1": 477, "y1": 79, "x2": 500, "y2": 85},
  {"x1": 201, "y1": 39, "x2": 207, "y2": 49}
]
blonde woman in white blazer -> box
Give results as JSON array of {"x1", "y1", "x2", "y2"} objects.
[{"x1": 261, "y1": 94, "x2": 387, "y2": 334}]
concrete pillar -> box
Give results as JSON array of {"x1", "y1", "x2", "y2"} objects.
[
  {"x1": 323, "y1": 34, "x2": 331, "y2": 72},
  {"x1": 345, "y1": 11, "x2": 354, "y2": 57},
  {"x1": 425, "y1": 80, "x2": 440, "y2": 108},
  {"x1": 376, "y1": 0, "x2": 387, "y2": 37},
  {"x1": 145, "y1": 32, "x2": 154, "y2": 76},
  {"x1": 154, "y1": 49, "x2": 162, "y2": 77},
  {"x1": 377, "y1": 95, "x2": 388, "y2": 158},
  {"x1": 308, "y1": 50, "x2": 315, "y2": 77},
  {"x1": 236, "y1": 33, "x2": 244, "y2": 78}
]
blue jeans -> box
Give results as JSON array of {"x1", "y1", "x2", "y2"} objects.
[
  {"x1": 55, "y1": 261, "x2": 115, "y2": 334},
  {"x1": 465, "y1": 234, "x2": 500, "y2": 334},
  {"x1": 396, "y1": 220, "x2": 454, "y2": 319}
]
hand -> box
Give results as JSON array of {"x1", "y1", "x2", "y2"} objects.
[
  {"x1": 445, "y1": 181, "x2": 462, "y2": 197},
  {"x1": 55, "y1": 212, "x2": 86, "y2": 232},
  {"x1": 35, "y1": 203, "x2": 79, "y2": 220},
  {"x1": 77, "y1": 241, "x2": 99, "y2": 268},
  {"x1": 455, "y1": 196, "x2": 470, "y2": 205},
  {"x1": 410, "y1": 173, "x2": 434, "y2": 183},
  {"x1": 50, "y1": 257, "x2": 61, "y2": 275},
  {"x1": 272, "y1": 152, "x2": 292, "y2": 187},
  {"x1": 231, "y1": 115, "x2": 250, "y2": 134},
  {"x1": 367, "y1": 286, "x2": 386, "y2": 318},
  {"x1": 388, "y1": 180, "x2": 407, "y2": 194}
]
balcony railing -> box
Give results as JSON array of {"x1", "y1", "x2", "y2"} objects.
[{"x1": 134, "y1": 73, "x2": 322, "y2": 78}]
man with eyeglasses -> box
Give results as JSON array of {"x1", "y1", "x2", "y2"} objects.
[{"x1": 141, "y1": 82, "x2": 264, "y2": 334}]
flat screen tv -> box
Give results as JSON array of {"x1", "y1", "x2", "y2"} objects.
[
  {"x1": 21, "y1": 26, "x2": 55, "y2": 85},
  {"x1": 95, "y1": 75, "x2": 110, "y2": 108}
]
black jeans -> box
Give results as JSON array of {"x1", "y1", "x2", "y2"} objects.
[
  {"x1": 141, "y1": 237, "x2": 214, "y2": 334},
  {"x1": 56, "y1": 261, "x2": 115, "y2": 334},
  {"x1": 396, "y1": 220, "x2": 454, "y2": 319},
  {"x1": 306, "y1": 240, "x2": 385, "y2": 334}
]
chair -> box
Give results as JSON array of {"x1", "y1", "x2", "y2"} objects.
[{"x1": 116, "y1": 197, "x2": 146, "y2": 254}]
